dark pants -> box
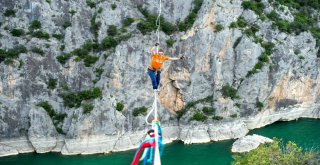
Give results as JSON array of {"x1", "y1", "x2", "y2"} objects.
[{"x1": 148, "y1": 69, "x2": 161, "y2": 89}]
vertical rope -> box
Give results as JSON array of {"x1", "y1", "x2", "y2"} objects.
[
  {"x1": 153, "y1": 1, "x2": 162, "y2": 163},
  {"x1": 155, "y1": 0, "x2": 162, "y2": 53}
]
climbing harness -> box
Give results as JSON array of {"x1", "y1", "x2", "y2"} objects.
[{"x1": 131, "y1": 0, "x2": 164, "y2": 164}]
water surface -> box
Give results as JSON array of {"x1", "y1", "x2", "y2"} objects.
[{"x1": 0, "y1": 118, "x2": 319, "y2": 165}]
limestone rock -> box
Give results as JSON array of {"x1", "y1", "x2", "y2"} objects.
[
  {"x1": 0, "y1": 144, "x2": 18, "y2": 157},
  {"x1": 231, "y1": 134, "x2": 273, "y2": 153},
  {"x1": 28, "y1": 107, "x2": 57, "y2": 153}
]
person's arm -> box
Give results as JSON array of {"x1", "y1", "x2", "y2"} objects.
[
  {"x1": 168, "y1": 56, "x2": 184, "y2": 60},
  {"x1": 150, "y1": 43, "x2": 159, "y2": 54}
]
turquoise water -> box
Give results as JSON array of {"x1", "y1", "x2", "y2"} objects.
[{"x1": 0, "y1": 119, "x2": 319, "y2": 165}]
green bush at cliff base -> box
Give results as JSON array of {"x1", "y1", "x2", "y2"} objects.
[
  {"x1": 132, "y1": 106, "x2": 147, "y2": 116},
  {"x1": 232, "y1": 140, "x2": 319, "y2": 165}
]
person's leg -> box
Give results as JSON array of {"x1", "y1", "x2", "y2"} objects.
[
  {"x1": 148, "y1": 69, "x2": 158, "y2": 89},
  {"x1": 155, "y1": 71, "x2": 161, "y2": 89}
]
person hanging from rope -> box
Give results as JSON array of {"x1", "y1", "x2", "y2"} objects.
[{"x1": 148, "y1": 43, "x2": 184, "y2": 92}]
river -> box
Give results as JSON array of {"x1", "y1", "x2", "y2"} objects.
[{"x1": 0, "y1": 119, "x2": 319, "y2": 165}]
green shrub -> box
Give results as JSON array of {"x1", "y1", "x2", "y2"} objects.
[
  {"x1": 254, "y1": 61, "x2": 264, "y2": 70},
  {"x1": 56, "y1": 53, "x2": 71, "y2": 65},
  {"x1": 90, "y1": 13, "x2": 101, "y2": 39},
  {"x1": 273, "y1": 19, "x2": 291, "y2": 33},
  {"x1": 215, "y1": 24, "x2": 224, "y2": 32},
  {"x1": 161, "y1": 21, "x2": 176, "y2": 35},
  {"x1": 52, "y1": 33, "x2": 64, "y2": 40},
  {"x1": 111, "y1": 3, "x2": 117, "y2": 10},
  {"x1": 237, "y1": 17, "x2": 247, "y2": 28},
  {"x1": 221, "y1": 84, "x2": 239, "y2": 100},
  {"x1": 32, "y1": 31, "x2": 50, "y2": 39},
  {"x1": 101, "y1": 36, "x2": 118, "y2": 50},
  {"x1": 246, "y1": 69, "x2": 258, "y2": 77},
  {"x1": 47, "y1": 78, "x2": 57, "y2": 89},
  {"x1": 202, "y1": 107, "x2": 215, "y2": 115},
  {"x1": 107, "y1": 25, "x2": 118, "y2": 36},
  {"x1": 311, "y1": 28, "x2": 320, "y2": 47},
  {"x1": 63, "y1": 21, "x2": 72, "y2": 29},
  {"x1": 29, "y1": 20, "x2": 42, "y2": 30},
  {"x1": 192, "y1": 0, "x2": 204, "y2": 13},
  {"x1": 72, "y1": 48, "x2": 89, "y2": 58},
  {"x1": 166, "y1": 39, "x2": 175, "y2": 48},
  {"x1": 4, "y1": 59, "x2": 14, "y2": 65},
  {"x1": 95, "y1": 68, "x2": 104, "y2": 77},
  {"x1": 258, "y1": 52, "x2": 269, "y2": 62},
  {"x1": 241, "y1": 1, "x2": 265, "y2": 16},
  {"x1": 253, "y1": 36, "x2": 263, "y2": 44},
  {"x1": 86, "y1": 0, "x2": 96, "y2": 8},
  {"x1": 232, "y1": 140, "x2": 318, "y2": 165},
  {"x1": 261, "y1": 42, "x2": 275, "y2": 55},
  {"x1": 251, "y1": 23, "x2": 260, "y2": 33},
  {"x1": 191, "y1": 112, "x2": 207, "y2": 122},
  {"x1": 37, "y1": 101, "x2": 55, "y2": 117},
  {"x1": 132, "y1": 106, "x2": 148, "y2": 116},
  {"x1": 83, "y1": 41, "x2": 99, "y2": 52},
  {"x1": 117, "y1": 33, "x2": 133, "y2": 42},
  {"x1": 229, "y1": 22, "x2": 238, "y2": 28},
  {"x1": 178, "y1": 0, "x2": 203, "y2": 31},
  {"x1": 11, "y1": 28, "x2": 25, "y2": 37},
  {"x1": 69, "y1": 10, "x2": 76, "y2": 16},
  {"x1": 292, "y1": 13, "x2": 311, "y2": 33},
  {"x1": 84, "y1": 55, "x2": 98, "y2": 67},
  {"x1": 212, "y1": 116, "x2": 223, "y2": 121},
  {"x1": 60, "y1": 45, "x2": 65, "y2": 51},
  {"x1": 31, "y1": 47, "x2": 45, "y2": 56},
  {"x1": 229, "y1": 17, "x2": 247, "y2": 29},
  {"x1": 137, "y1": 6, "x2": 176, "y2": 35},
  {"x1": 123, "y1": 17, "x2": 134, "y2": 26},
  {"x1": 116, "y1": 102, "x2": 124, "y2": 111},
  {"x1": 267, "y1": 10, "x2": 280, "y2": 21},
  {"x1": 244, "y1": 29, "x2": 255, "y2": 37},
  {"x1": 53, "y1": 113, "x2": 67, "y2": 122},
  {"x1": 230, "y1": 114, "x2": 237, "y2": 118},
  {"x1": 4, "y1": 9, "x2": 16, "y2": 17},
  {"x1": 18, "y1": 60, "x2": 24, "y2": 69},
  {"x1": 0, "y1": 45, "x2": 27, "y2": 63},
  {"x1": 83, "y1": 103, "x2": 94, "y2": 114},
  {"x1": 59, "y1": 87, "x2": 102, "y2": 108},
  {"x1": 256, "y1": 100, "x2": 264, "y2": 111},
  {"x1": 137, "y1": 21, "x2": 154, "y2": 35}
]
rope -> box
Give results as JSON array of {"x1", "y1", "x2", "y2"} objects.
[{"x1": 155, "y1": 0, "x2": 162, "y2": 53}]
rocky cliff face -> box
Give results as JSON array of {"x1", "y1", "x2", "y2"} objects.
[{"x1": 0, "y1": 0, "x2": 320, "y2": 156}]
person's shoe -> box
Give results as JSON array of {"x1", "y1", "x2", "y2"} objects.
[{"x1": 153, "y1": 89, "x2": 160, "y2": 92}]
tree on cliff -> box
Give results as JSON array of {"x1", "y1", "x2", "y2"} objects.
[{"x1": 232, "y1": 139, "x2": 320, "y2": 165}]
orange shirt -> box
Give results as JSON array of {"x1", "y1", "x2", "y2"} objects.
[{"x1": 149, "y1": 54, "x2": 169, "y2": 70}]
